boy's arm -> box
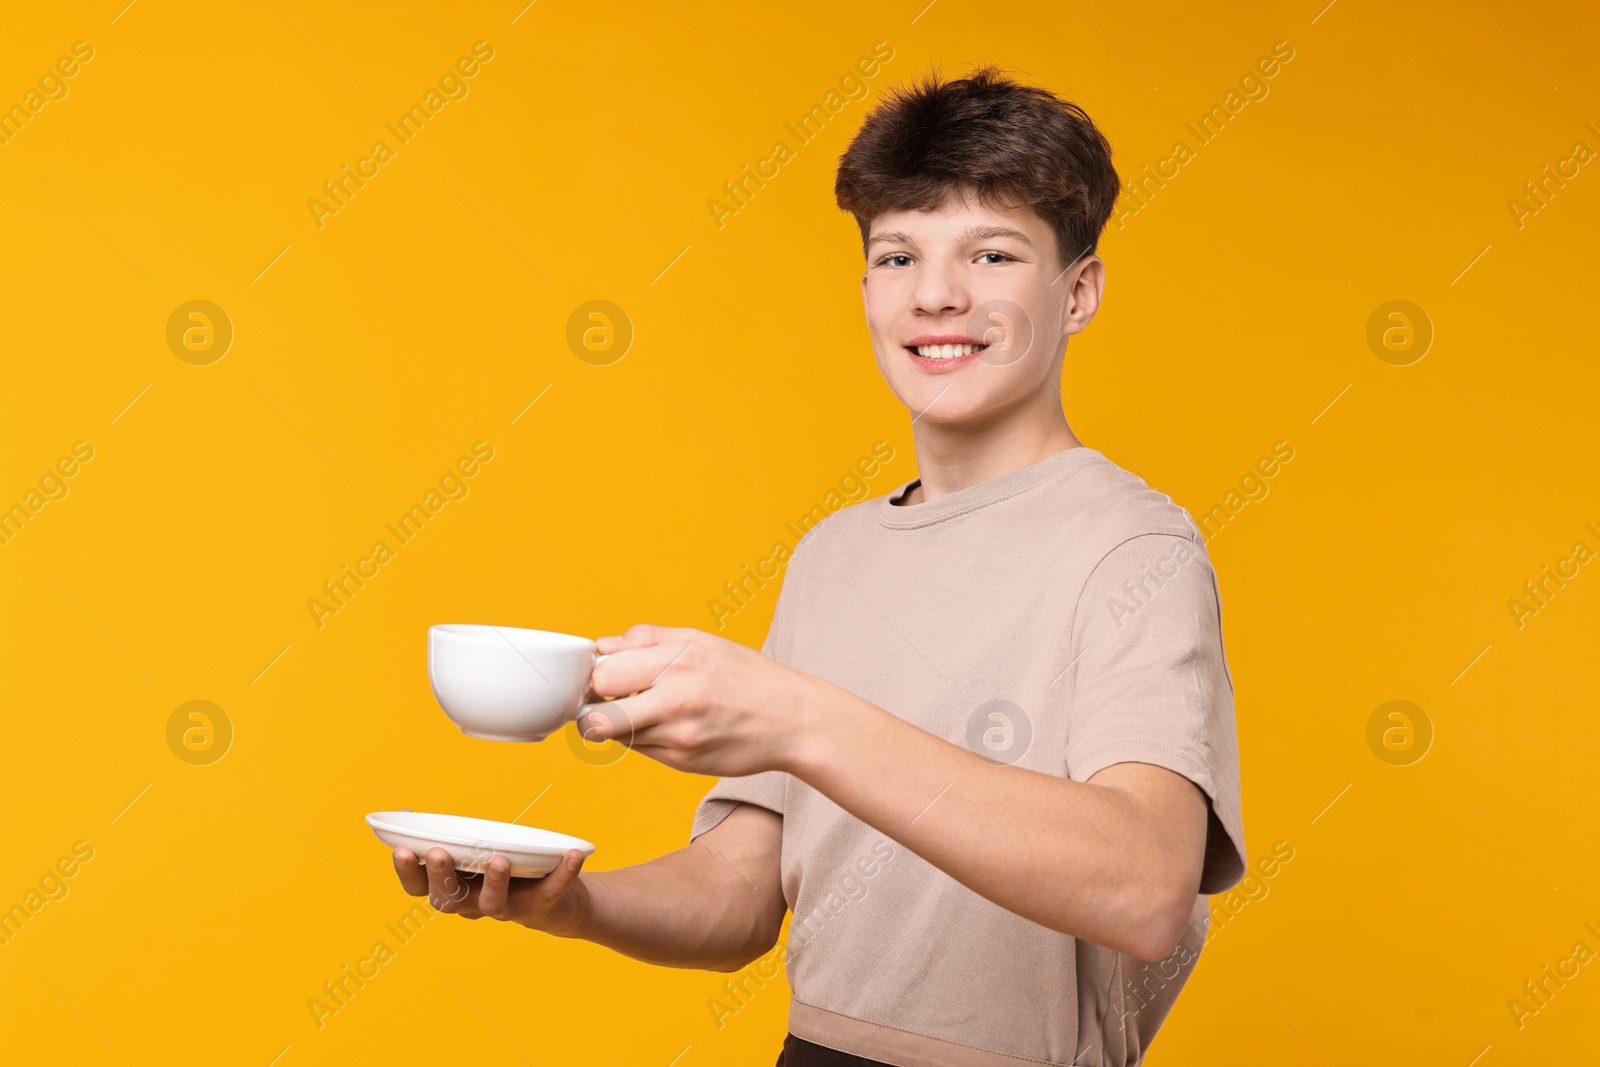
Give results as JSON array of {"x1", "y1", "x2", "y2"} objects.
[
  {"x1": 562, "y1": 802, "x2": 786, "y2": 971},
  {"x1": 395, "y1": 802, "x2": 786, "y2": 973},
  {"x1": 579, "y1": 648, "x2": 1210, "y2": 964},
  {"x1": 584, "y1": 536, "x2": 1236, "y2": 965},
  {"x1": 788, "y1": 692, "x2": 1208, "y2": 963}
]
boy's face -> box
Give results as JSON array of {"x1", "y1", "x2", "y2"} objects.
[{"x1": 859, "y1": 190, "x2": 1103, "y2": 427}]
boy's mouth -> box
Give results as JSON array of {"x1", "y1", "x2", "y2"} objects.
[{"x1": 904, "y1": 335, "x2": 991, "y2": 361}]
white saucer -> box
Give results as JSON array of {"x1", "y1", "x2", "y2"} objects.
[{"x1": 366, "y1": 811, "x2": 595, "y2": 878}]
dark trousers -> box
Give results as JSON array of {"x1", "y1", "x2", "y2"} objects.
[{"x1": 775, "y1": 1033, "x2": 892, "y2": 1066}]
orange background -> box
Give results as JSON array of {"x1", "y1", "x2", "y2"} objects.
[{"x1": 1, "y1": 1, "x2": 1596, "y2": 1064}]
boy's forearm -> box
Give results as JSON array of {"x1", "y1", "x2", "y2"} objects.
[
  {"x1": 546, "y1": 846, "x2": 776, "y2": 972},
  {"x1": 786, "y1": 679, "x2": 1201, "y2": 960}
]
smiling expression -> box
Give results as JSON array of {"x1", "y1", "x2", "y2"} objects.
[{"x1": 859, "y1": 188, "x2": 1103, "y2": 426}]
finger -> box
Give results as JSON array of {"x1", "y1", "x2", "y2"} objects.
[
  {"x1": 575, "y1": 692, "x2": 667, "y2": 745},
  {"x1": 599, "y1": 624, "x2": 703, "y2": 654},
  {"x1": 626, "y1": 720, "x2": 684, "y2": 749},
  {"x1": 597, "y1": 624, "x2": 662, "y2": 653},
  {"x1": 476, "y1": 854, "x2": 513, "y2": 918},
  {"x1": 582, "y1": 664, "x2": 615, "y2": 705},
  {"x1": 425, "y1": 847, "x2": 473, "y2": 911},
  {"x1": 586, "y1": 648, "x2": 639, "y2": 701},
  {"x1": 627, "y1": 739, "x2": 697, "y2": 771},
  {"x1": 393, "y1": 847, "x2": 429, "y2": 895},
  {"x1": 592, "y1": 640, "x2": 702, "y2": 700},
  {"x1": 531, "y1": 849, "x2": 587, "y2": 901},
  {"x1": 629, "y1": 743, "x2": 689, "y2": 770}
]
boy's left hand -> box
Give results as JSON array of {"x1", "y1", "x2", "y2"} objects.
[{"x1": 574, "y1": 624, "x2": 815, "y2": 777}]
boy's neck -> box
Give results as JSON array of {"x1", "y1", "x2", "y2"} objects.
[{"x1": 898, "y1": 404, "x2": 1082, "y2": 506}]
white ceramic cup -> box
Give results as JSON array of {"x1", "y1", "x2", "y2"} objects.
[{"x1": 428, "y1": 624, "x2": 603, "y2": 742}]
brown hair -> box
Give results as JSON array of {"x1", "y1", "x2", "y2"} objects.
[{"x1": 834, "y1": 64, "x2": 1121, "y2": 273}]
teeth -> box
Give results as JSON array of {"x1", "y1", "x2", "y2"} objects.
[{"x1": 914, "y1": 343, "x2": 983, "y2": 359}]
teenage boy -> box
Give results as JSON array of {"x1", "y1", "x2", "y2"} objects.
[{"x1": 390, "y1": 65, "x2": 1246, "y2": 1067}]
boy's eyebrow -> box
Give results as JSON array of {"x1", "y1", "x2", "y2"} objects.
[
  {"x1": 866, "y1": 225, "x2": 1035, "y2": 249},
  {"x1": 866, "y1": 229, "x2": 916, "y2": 250},
  {"x1": 957, "y1": 225, "x2": 1034, "y2": 246}
]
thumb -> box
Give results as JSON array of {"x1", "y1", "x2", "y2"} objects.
[{"x1": 538, "y1": 849, "x2": 587, "y2": 895}]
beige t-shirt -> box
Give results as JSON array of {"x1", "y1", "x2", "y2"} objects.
[{"x1": 690, "y1": 445, "x2": 1247, "y2": 1067}]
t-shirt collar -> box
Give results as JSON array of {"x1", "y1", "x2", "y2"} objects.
[{"x1": 878, "y1": 445, "x2": 1100, "y2": 529}]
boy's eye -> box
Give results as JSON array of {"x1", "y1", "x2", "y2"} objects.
[{"x1": 874, "y1": 251, "x2": 1013, "y2": 267}]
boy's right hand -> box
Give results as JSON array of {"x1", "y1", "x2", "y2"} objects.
[{"x1": 391, "y1": 845, "x2": 590, "y2": 937}]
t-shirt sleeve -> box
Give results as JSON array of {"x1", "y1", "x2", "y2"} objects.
[
  {"x1": 1061, "y1": 531, "x2": 1247, "y2": 895},
  {"x1": 688, "y1": 543, "x2": 807, "y2": 842}
]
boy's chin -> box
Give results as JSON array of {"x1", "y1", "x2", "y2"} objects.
[{"x1": 889, "y1": 386, "x2": 1003, "y2": 426}]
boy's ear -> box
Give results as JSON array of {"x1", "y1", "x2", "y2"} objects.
[{"x1": 1058, "y1": 254, "x2": 1106, "y2": 338}]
